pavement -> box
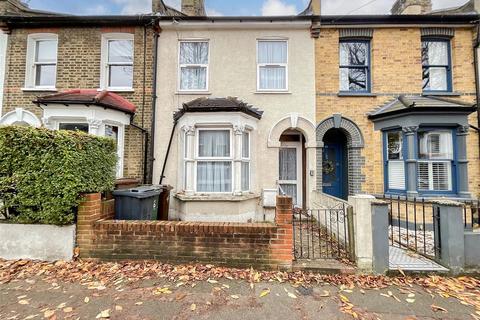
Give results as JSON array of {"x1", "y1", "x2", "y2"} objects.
[{"x1": 0, "y1": 274, "x2": 478, "y2": 320}]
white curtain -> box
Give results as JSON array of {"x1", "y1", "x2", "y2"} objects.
[
  {"x1": 180, "y1": 67, "x2": 207, "y2": 90},
  {"x1": 241, "y1": 162, "x2": 249, "y2": 191},
  {"x1": 197, "y1": 161, "x2": 232, "y2": 192},
  {"x1": 242, "y1": 132, "x2": 249, "y2": 158},
  {"x1": 428, "y1": 67, "x2": 447, "y2": 91},
  {"x1": 280, "y1": 184, "x2": 297, "y2": 205},
  {"x1": 108, "y1": 40, "x2": 133, "y2": 63},
  {"x1": 427, "y1": 42, "x2": 448, "y2": 65},
  {"x1": 279, "y1": 148, "x2": 297, "y2": 181},
  {"x1": 259, "y1": 66, "x2": 286, "y2": 90},
  {"x1": 198, "y1": 130, "x2": 230, "y2": 157},
  {"x1": 424, "y1": 41, "x2": 448, "y2": 91},
  {"x1": 258, "y1": 41, "x2": 287, "y2": 64},
  {"x1": 180, "y1": 42, "x2": 208, "y2": 64}
]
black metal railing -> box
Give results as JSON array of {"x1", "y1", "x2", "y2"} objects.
[
  {"x1": 292, "y1": 205, "x2": 355, "y2": 262},
  {"x1": 383, "y1": 195, "x2": 441, "y2": 260}
]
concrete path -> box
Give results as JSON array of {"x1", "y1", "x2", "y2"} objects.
[
  {"x1": 389, "y1": 246, "x2": 448, "y2": 272},
  {"x1": 0, "y1": 275, "x2": 477, "y2": 320}
]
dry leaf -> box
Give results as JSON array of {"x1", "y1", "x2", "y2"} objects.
[
  {"x1": 96, "y1": 309, "x2": 110, "y2": 319},
  {"x1": 43, "y1": 310, "x2": 55, "y2": 319},
  {"x1": 135, "y1": 302, "x2": 143, "y2": 306},
  {"x1": 431, "y1": 305, "x2": 448, "y2": 313},
  {"x1": 230, "y1": 295, "x2": 240, "y2": 299},
  {"x1": 154, "y1": 287, "x2": 172, "y2": 295},
  {"x1": 56, "y1": 303, "x2": 66, "y2": 309},
  {"x1": 84, "y1": 297, "x2": 90, "y2": 303},
  {"x1": 207, "y1": 279, "x2": 218, "y2": 284},
  {"x1": 259, "y1": 288, "x2": 271, "y2": 298},
  {"x1": 18, "y1": 299, "x2": 30, "y2": 305},
  {"x1": 288, "y1": 292, "x2": 298, "y2": 299},
  {"x1": 115, "y1": 305, "x2": 123, "y2": 311},
  {"x1": 63, "y1": 307, "x2": 73, "y2": 313},
  {"x1": 406, "y1": 298, "x2": 415, "y2": 303},
  {"x1": 190, "y1": 303, "x2": 196, "y2": 311},
  {"x1": 319, "y1": 290, "x2": 330, "y2": 297}
]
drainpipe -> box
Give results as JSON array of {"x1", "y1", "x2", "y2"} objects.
[
  {"x1": 149, "y1": 23, "x2": 161, "y2": 184},
  {"x1": 130, "y1": 122, "x2": 149, "y2": 184},
  {"x1": 159, "y1": 120, "x2": 177, "y2": 185},
  {"x1": 474, "y1": 21, "x2": 480, "y2": 151}
]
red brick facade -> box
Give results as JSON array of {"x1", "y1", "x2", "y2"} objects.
[{"x1": 76, "y1": 194, "x2": 293, "y2": 269}]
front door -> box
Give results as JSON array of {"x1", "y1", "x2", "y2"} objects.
[
  {"x1": 322, "y1": 143, "x2": 344, "y2": 199},
  {"x1": 279, "y1": 142, "x2": 302, "y2": 207}
]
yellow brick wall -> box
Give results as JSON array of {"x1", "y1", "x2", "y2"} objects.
[
  {"x1": 315, "y1": 27, "x2": 480, "y2": 197},
  {"x1": 2, "y1": 26, "x2": 155, "y2": 180}
]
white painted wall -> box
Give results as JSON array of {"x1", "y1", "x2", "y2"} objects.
[{"x1": 153, "y1": 21, "x2": 316, "y2": 221}]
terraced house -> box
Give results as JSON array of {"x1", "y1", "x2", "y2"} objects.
[
  {"x1": 0, "y1": 0, "x2": 183, "y2": 181},
  {"x1": 311, "y1": 0, "x2": 480, "y2": 202}
]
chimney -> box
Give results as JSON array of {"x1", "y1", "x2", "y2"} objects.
[
  {"x1": 181, "y1": 0, "x2": 206, "y2": 16},
  {"x1": 311, "y1": 0, "x2": 321, "y2": 15},
  {"x1": 391, "y1": 0, "x2": 432, "y2": 14}
]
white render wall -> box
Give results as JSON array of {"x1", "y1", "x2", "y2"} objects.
[{"x1": 153, "y1": 22, "x2": 316, "y2": 221}]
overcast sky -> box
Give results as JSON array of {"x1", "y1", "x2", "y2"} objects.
[{"x1": 26, "y1": 0, "x2": 468, "y2": 16}]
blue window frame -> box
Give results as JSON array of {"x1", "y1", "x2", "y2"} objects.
[
  {"x1": 416, "y1": 128, "x2": 457, "y2": 195},
  {"x1": 339, "y1": 40, "x2": 371, "y2": 93},
  {"x1": 383, "y1": 129, "x2": 407, "y2": 194},
  {"x1": 422, "y1": 38, "x2": 452, "y2": 93}
]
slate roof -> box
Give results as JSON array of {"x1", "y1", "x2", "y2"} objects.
[
  {"x1": 368, "y1": 95, "x2": 476, "y2": 120},
  {"x1": 34, "y1": 89, "x2": 136, "y2": 114},
  {"x1": 173, "y1": 97, "x2": 264, "y2": 121},
  {"x1": 430, "y1": 0, "x2": 477, "y2": 15}
]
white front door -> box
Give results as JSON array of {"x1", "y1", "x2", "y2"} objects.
[{"x1": 279, "y1": 141, "x2": 302, "y2": 207}]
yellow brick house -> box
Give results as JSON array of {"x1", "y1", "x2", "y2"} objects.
[{"x1": 307, "y1": 0, "x2": 480, "y2": 201}]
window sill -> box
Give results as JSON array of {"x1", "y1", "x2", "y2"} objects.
[
  {"x1": 98, "y1": 88, "x2": 135, "y2": 93},
  {"x1": 174, "y1": 192, "x2": 260, "y2": 202},
  {"x1": 255, "y1": 91, "x2": 291, "y2": 95},
  {"x1": 175, "y1": 91, "x2": 212, "y2": 95},
  {"x1": 22, "y1": 87, "x2": 57, "y2": 92},
  {"x1": 422, "y1": 92, "x2": 461, "y2": 97},
  {"x1": 337, "y1": 92, "x2": 377, "y2": 97}
]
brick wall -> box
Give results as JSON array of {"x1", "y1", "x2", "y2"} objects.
[
  {"x1": 76, "y1": 194, "x2": 293, "y2": 270},
  {"x1": 2, "y1": 26, "x2": 155, "y2": 180},
  {"x1": 315, "y1": 27, "x2": 480, "y2": 197}
]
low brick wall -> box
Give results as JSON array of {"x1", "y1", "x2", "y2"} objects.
[{"x1": 76, "y1": 194, "x2": 293, "y2": 269}]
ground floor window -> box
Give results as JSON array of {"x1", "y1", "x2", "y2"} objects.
[
  {"x1": 188, "y1": 127, "x2": 251, "y2": 194},
  {"x1": 417, "y1": 130, "x2": 453, "y2": 192},
  {"x1": 59, "y1": 123, "x2": 89, "y2": 133},
  {"x1": 385, "y1": 130, "x2": 405, "y2": 191}
]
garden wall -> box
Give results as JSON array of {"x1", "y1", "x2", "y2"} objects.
[{"x1": 76, "y1": 194, "x2": 293, "y2": 269}]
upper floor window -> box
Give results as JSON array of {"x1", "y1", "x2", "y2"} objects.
[
  {"x1": 25, "y1": 33, "x2": 58, "y2": 90},
  {"x1": 339, "y1": 40, "x2": 370, "y2": 93},
  {"x1": 257, "y1": 40, "x2": 288, "y2": 91},
  {"x1": 422, "y1": 39, "x2": 452, "y2": 92},
  {"x1": 417, "y1": 130, "x2": 454, "y2": 192},
  {"x1": 179, "y1": 40, "x2": 209, "y2": 91},
  {"x1": 101, "y1": 33, "x2": 134, "y2": 91}
]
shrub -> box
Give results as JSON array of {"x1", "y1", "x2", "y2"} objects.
[{"x1": 0, "y1": 126, "x2": 117, "y2": 225}]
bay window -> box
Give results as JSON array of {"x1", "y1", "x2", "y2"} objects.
[
  {"x1": 25, "y1": 33, "x2": 58, "y2": 90},
  {"x1": 422, "y1": 39, "x2": 452, "y2": 92},
  {"x1": 339, "y1": 40, "x2": 370, "y2": 93},
  {"x1": 417, "y1": 130, "x2": 454, "y2": 192},
  {"x1": 385, "y1": 131, "x2": 405, "y2": 191},
  {"x1": 241, "y1": 131, "x2": 250, "y2": 191},
  {"x1": 101, "y1": 33, "x2": 134, "y2": 91},
  {"x1": 257, "y1": 40, "x2": 288, "y2": 91},
  {"x1": 179, "y1": 41, "x2": 209, "y2": 91}
]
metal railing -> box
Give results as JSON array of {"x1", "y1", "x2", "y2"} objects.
[
  {"x1": 292, "y1": 205, "x2": 355, "y2": 262},
  {"x1": 382, "y1": 195, "x2": 441, "y2": 260}
]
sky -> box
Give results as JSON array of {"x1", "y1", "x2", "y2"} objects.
[{"x1": 24, "y1": 0, "x2": 468, "y2": 16}]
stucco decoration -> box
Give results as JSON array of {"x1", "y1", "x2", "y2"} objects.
[
  {"x1": 316, "y1": 115, "x2": 366, "y2": 195},
  {"x1": 268, "y1": 113, "x2": 316, "y2": 148},
  {"x1": 0, "y1": 108, "x2": 41, "y2": 127}
]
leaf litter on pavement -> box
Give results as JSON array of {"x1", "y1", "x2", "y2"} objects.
[{"x1": 1, "y1": 259, "x2": 480, "y2": 319}]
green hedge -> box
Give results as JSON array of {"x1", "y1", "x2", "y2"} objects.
[{"x1": 0, "y1": 126, "x2": 117, "y2": 225}]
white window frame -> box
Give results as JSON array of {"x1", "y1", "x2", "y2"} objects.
[
  {"x1": 100, "y1": 33, "x2": 134, "y2": 92},
  {"x1": 256, "y1": 39, "x2": 288, "y2": 92},
  {"x1": 24, "y1": 33, "x2": 58, "y2": 91},
  {"x1": 178, "y1": 39, "x2": 210, "y2": 92},
  {"x1": 194, "y1": 127, "x2": 233, "y2": 194},
  {"x1": 241, "y1": 131, "x2": 251, "y2": 192}
]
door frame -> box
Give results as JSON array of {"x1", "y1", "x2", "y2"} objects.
[{"x1": 279, "y1": 140, "x2": 303, "y2": 207}]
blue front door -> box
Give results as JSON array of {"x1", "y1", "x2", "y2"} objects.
[{"x1": 322, "y1": 143, "x2": 344, "y2": 199}]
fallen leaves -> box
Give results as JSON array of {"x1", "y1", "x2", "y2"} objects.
[
  {"x1": 153, "y1": 287, "x2": 172, "y2": 295},
  {"x1": 190, "y1": 303, "x2": 196, "y2": 311},
  {"x1": 431, "y1": 304, "x2": 448, "y2": 313},
  {"x1": 96, "y1": 309, "x2": 110, "y2": 319},
  {"x1": 259, "y1": 288, "x2": 270, "y2": 298}
]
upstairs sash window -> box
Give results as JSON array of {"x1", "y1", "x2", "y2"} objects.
[
  {"x1": 257, "y1": 40, "x2": 288, "y2": 91},
  {"x1": 422, "y1": 39, "x2": 452, "y2": 92},
  {"x1": 179, "y1": 41, "x2": 209, "y2": 91},
  {"x1": 417, "y1": 130, "x2": 453, "y2": 192},
  {"x1": 34, "y1": 40, "x2": 57, "y2": 87},
  {"x1": 339, "y1": 40, "x2": 370, "y2": 92},
  {"x1": 107, "y1": 40, "x2": 133, "y2": 88}
]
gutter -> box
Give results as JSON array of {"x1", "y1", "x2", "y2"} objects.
[{"x1": 149, "y1": 24, "x2": 161, "y2": 184}]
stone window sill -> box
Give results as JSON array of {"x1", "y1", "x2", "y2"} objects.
[
  {"x1": 337, "y1": 92, "x2": 377, "y2": 97},
  {"x1": 174, "y1": 192, "x2": 260, "y2": 202},
  {"x1": 175, "y1": 91, "x2": 212, "y2": 95},
  {"x1": 422, "y1": 92, "x2": 461, "y2": 97},
  {"x1": 22, "y1": 87, "x2": 58, "y2": 92}
]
